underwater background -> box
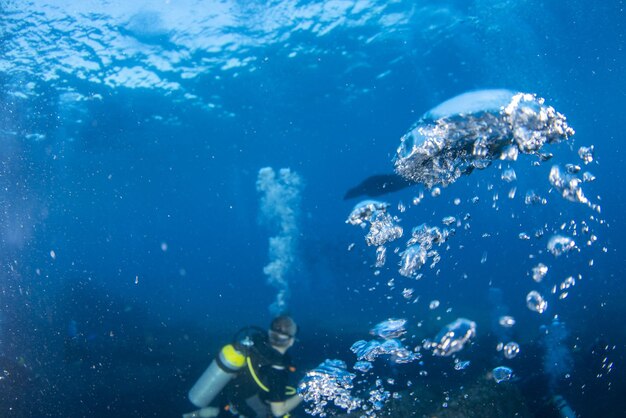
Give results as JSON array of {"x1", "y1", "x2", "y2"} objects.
[{"x1": 0, "y1": 0, "x2": 624, "y2": 416}]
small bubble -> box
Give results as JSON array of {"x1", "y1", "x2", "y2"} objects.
[
  {"x1": 547, "y1": 235, "x2": 576, "y2": 257},
  {"x1": 532, "y1": 263, "x2": 548, "y2": 282},
  {"x1": 526, "y1": 290, "x2": 548, "y2": 314},
  {"x1": 375, "y1": 246, "x2": 387, "y2": 268},
  {"x1": 454, "y1": 360, "x2": 470, "y2": 370},
  {"x1": 499, "y1": 316, "x2": 516, "y2": 327},
  {"x1": 508, "y1": 187, "x2": 517, "y2": 199},
  {"x1": 492, "y1": 366, "x2": 513, "y2": 383},
  {"x1": 503, "y1": 342, "x2": 520, "y2": 359},
  {"x1": 501, "y1": 168, "x2": 517, "y2": 182},
  {"x1": 578, "y1": 145, "x2": 594, "y2": 164},
  {"x1": 442, "y1": 216, "x2": 456, "y2": 226}
]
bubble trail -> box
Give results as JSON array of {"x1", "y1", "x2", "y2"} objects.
[{"x1": 257, "y1": 167, "x2": 303, "y2": 315}]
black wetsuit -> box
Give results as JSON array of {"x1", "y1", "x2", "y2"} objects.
[{"x1": 219, "y1": 332, "x2": 293, "y2": 418}]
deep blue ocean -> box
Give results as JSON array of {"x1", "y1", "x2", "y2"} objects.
[{"x1": 1, "y1": 1, "x2": 624, "y2": 417}]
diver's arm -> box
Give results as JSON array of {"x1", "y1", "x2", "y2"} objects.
[{"x1": 269, "y1": 394, "x2": 303, "y2": 417}]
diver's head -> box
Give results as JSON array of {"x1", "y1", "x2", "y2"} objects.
[{"x1": 268, "y1": 315, "x2": 297, "y2": 350}]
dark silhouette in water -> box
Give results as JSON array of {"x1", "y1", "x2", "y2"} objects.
[{"x1": 344, "y1": 174, "x2": 412, "y2": 199}]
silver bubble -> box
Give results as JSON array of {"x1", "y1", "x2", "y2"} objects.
[
  {"x1": 526, "y1": 290, "x2": 548, "y2": 314},
  {"x1": 503, "y1": 342, "x2": 520, "y2": 359}
]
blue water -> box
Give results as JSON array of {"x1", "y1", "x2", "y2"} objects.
[{"x1": 1, "y1": 1, "x2": 624, "y2": 417}]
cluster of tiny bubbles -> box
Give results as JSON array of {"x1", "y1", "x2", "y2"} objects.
[
  {"x1": 374, "y1": 246, "x2": 386, "y2": 268},
  {"x1": 297, "y1": 359, "x2": 361, "y2": 417},
  {"x1": 364, "y1": 379, "x2": 391, "y2": 415},
  {"x1": 526, "y1": 290, "x2": 548, "y2": 314},
  {"x1": 346, "y1": 200, "x2": 390, "y2": 228},
  {"x1": 398, "y1": 224, "x2": 454, "y2": 278},
  {"x1": 315, "y1": 318, "x2": 443, "y2": 415},
  {"x1": 398, "y1": 245, "x2": 427, "y2": 278},
  {"x1": 369, "y1": 318, "x2": 407, "y2": 339},
  {"x1": 346, "y1": 200, "x2": 404, "y2": 264},
  {"x1": 531, "y1": 263, "x2": 549, "y2": 282},
  {"x1": 366, "y1": 212, "x2": 404, "y2": 247},
  {"x1": 525, "y1": 190, "x2": 547, "y2": 205},
  {"x1": 578, "y1": 145, "x2": 595, "y2": 164},
  {"x1": 492, "y1": 366, "x2": 514, "y2": 383},
  {"x1": 551, "y1": 275, "x2": 578, "y2": 300},
  {"x1": 549, "y1": 165, "x2": 600, "y2": 212},
  {"x1": 561, "y1": 218, "x2": 599, "y2": 248},
  {"x1": 425, "y1": 318, "x2": 477, "y2": 357},
  {"x1": 594, "y1": 342, "x2": 617, "y2": 379}
]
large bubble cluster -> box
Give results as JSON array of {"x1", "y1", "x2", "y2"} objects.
[
  {"x1": 366, "y1": 213, "x2": 404, "y2": 247},
  {"x1": 346, "y1": 200, "x2": 403, "y2": 247},
  {"x1": 346, "y1": 200, "x2": 390, "y2": 227},
  {"x1": 298, "y1": 360, "x2": 361, "y2": 417},
  {"x1": 549, "y1": 165, "x2": 600, "y2": 212},
  {"x1": 394, "y1": 90, "x2": 574, "y2": 188}
]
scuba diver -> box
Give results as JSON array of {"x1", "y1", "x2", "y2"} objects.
[{"x1": 184, "y1": 315, "x2": 303, "y2": 418}]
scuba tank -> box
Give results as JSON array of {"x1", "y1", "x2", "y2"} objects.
[
  {"x1": 552, "y1": 395, "x2": 577, "y2": 418},
  {"x1": 188, "y1": 327, "x2": 261, "y2": 408}
]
